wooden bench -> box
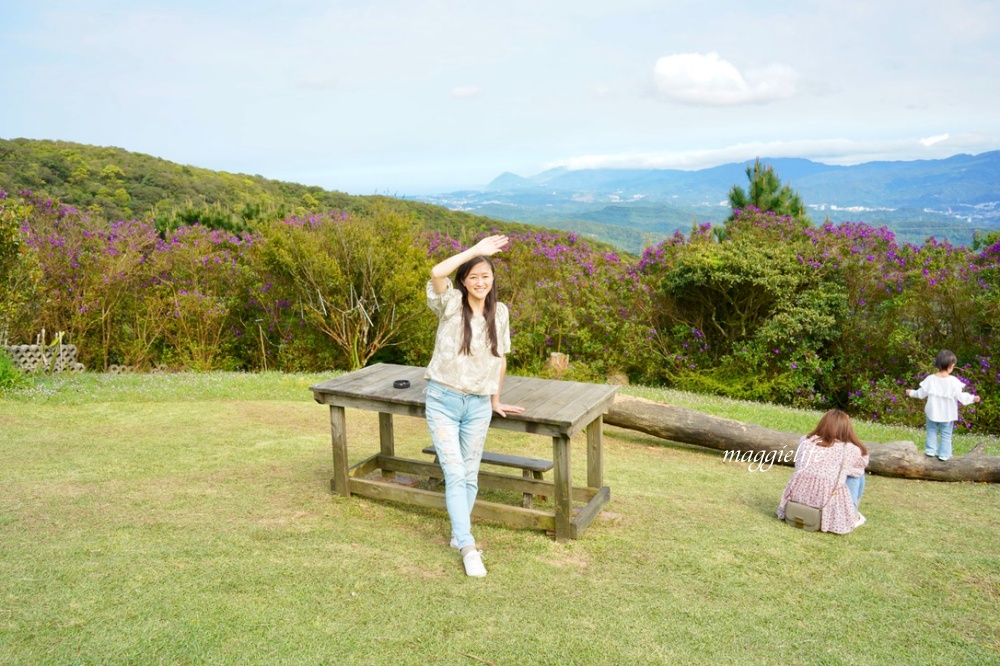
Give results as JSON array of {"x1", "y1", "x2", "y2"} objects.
[{"x1": 422, "y1": 446, "x2": 553, "y2": 509}]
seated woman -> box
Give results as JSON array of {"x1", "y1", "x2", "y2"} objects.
[{"x1": 777, "y1": 409, "x2": 870, "y2": 534}]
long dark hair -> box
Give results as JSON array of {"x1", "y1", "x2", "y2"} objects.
[
  {"x1": 455, "y1": 255, "x2": 500, "y2": 357},
  {"x1": 808, "y1": 408, "x2": 868, "y2": 456}
]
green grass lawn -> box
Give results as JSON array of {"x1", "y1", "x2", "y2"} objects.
[{"x1": 1, "y1": 372, "x2": 998, "y2": 665}]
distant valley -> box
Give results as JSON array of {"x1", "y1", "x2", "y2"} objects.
[{"x1": 414, "y1": 151, "x2": 1000, "y2": 253}]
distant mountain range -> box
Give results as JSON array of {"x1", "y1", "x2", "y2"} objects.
[{"x1": 414, "y1": 151, "x2": 1000, "y2": 253}]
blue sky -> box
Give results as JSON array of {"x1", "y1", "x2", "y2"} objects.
[{"x1": 3, "y1": 0, "x2": 999, "y2": 194}]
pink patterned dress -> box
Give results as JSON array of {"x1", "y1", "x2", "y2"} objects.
[{"x1": 776, "y1": 436, "x2": 869, "y2": 534}]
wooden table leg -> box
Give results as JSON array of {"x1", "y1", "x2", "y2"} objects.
[
  {"x1": 521, "y1": 469, "x2": 533, "y2": 509},
  {"x1": 553, "y1": 434, "x2": 571, "y2": 542},
  {"x1": 330, "y1": 405, "x2": 350, "y2": 496},
  {"x1": 379, "y1": 412, "x2": 395, "y2": 480},
  {"x1": 587, "y1": 415, "x2": 604, "y2": 489}
]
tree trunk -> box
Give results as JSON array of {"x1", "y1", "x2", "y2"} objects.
[{"x1": 605, "y1": 395, "x2": 1000, "y2": 483}]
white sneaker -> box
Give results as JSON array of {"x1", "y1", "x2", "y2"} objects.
[
  {"x1": 855, "y1": 513, "x2": 867, "y2": 528},
  {"x1": 463, "y1": 549, "x2": 487, "y2": 577},
  {"x1": 450, "y1": 537, "x2": 459, "y2": 550}
]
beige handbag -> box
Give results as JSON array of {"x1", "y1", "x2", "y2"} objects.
[
  {"x1": 784, "y1": 445, "x2": 847, "y2": 531},
  {"x1": 784, "y1": 500, "x2": 823, "y2": 531}
]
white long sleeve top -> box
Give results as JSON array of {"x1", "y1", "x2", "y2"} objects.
[{"x1": 908, "y1": 374, "x2": 977, "y2": 423}]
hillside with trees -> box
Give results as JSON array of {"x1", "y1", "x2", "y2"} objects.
[{"x1": 0, "y1": 138, "x2": 547, "y2": 243}]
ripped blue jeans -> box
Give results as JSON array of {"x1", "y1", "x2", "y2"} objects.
[{"x1": 424, "y1": 381, "x2": 493, "y2": 549}]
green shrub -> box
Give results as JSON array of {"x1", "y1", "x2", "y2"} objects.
[
  {"x1": 0, "y1": 348, "x2": 28, "y2": 391},
  {"x1": 0, "y1": 193, "x2": 41, "y2": 339},
  {"x1": 251, "y1": 205, "x2": 431, "y2": 371},
  {"x1": 639, "y1": 212, "x2": 842, "y2": 403}
]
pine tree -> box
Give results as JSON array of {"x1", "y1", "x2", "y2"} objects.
[{"x1": 727, "y1": 158, "x2": 809, "y2": 222}]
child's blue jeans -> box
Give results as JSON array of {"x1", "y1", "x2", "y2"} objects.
[
  {"x1": 925, "y1": 418, "x2": 954, "y2": 460},
  {"x1": 424, "y1": 381, "x2": 492, "y2": 549},
  {"x1": 845, "y1": 473, "x2": 865, "y2": 511}
]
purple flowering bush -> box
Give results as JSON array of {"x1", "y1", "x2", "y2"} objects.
[
  {"x1": 18, "y1": 194, "x2": 161, "y2": 368},
  {"x1": 150, "y1": 224, "x2": 254, "y2": 370},
  {"x1": 251, "y1": 206, "x2": 432, "y2": 371},
  {"x1": 804, "y1": 222, "x2": 999, "y2": 432},
  {"x1": 5, "y1": 187, "x2": 1000, "y2": 434},
  {"x1": 638, "y1": 207, "x2": 1000, "y2": 432},
  {"x1": 11, "y1": 191, "x2": 255, "y2": 370},
  {"x1": 485, "y1": 230, "x2": 657, "y2": 381},
  {"x1": 638, "y1": 210, "x2": 843, "y2": 406}
]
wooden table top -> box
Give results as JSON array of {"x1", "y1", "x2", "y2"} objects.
[{"x1": 311, "y1": 363, "x2": 618, "y2": 438}]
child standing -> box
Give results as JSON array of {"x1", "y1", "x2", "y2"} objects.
[{"x1": 905, "y1": 349, "x2": 981, "y2": 461}]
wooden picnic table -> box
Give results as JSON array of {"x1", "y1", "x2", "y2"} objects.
[{"x1": 310, "y1": 363, "x2": 619, "y2": 541}]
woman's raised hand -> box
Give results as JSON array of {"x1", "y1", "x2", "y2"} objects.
[{"x1": 473, "y1": 235, "x2": 510, "y2": 256}]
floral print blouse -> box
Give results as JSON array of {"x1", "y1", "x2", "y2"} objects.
[
  {"x1": 423, "y1": 279, "x2": 510, "y2": 396},
  {"x1": 776, "y1": 436, "x2": 869, "y2": 534}
]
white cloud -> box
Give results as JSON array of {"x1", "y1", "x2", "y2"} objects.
[
  {"x1": 920, "y1": 133, "x2": 950, "y2": 146},
  {"x1": 451, "y1": 86, "x2": 484, "y2": 99},
  {"x1": 544, "y1": 134, "x2": 995, "y2": 172},
  {"x1": 652, "y1": 52, "x2": 798, "y2": 106}
]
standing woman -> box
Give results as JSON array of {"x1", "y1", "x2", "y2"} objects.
[{"x1": 425, "y1": 234, "x2": 524, "y2": 577}]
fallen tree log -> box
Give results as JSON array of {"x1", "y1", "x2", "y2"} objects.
[{"x1": 604, "y1": 395, "x2": 1000, "y2": 483}]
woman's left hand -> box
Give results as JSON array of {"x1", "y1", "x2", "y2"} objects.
[{"x1": 492, "y1": 402, "x2": 525, "y2": 418}]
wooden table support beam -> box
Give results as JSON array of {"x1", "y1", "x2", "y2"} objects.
[
  {"x1": 587, "y1": 415, "x2": 604, "y2": 489},
  {"x1": 379, "y1": 412, "x2": 395, "y2": 480}
]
